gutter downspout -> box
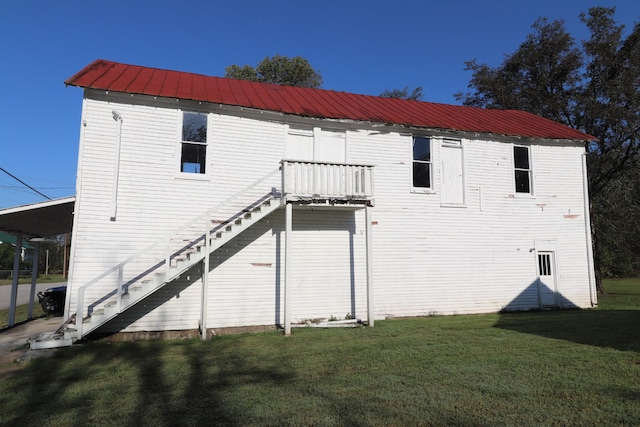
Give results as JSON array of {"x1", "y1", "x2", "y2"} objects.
[
  {"x1": 582, "y1": 152, "x2": 597, "y2": 307},
  {"x1": 110, "y1": 110, "x2": 123, "y2": 221}
]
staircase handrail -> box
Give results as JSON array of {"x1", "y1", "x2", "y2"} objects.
[{"x1": 74, "y1": 165, "x2": 281, "y2": 336}]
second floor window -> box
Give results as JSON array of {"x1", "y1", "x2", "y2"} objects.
[
  {"x1": 514, "y1": 145, "x2": 531, "y2": 193},
  {"x1": 181, "y1": 112, "x2": 208, "y2": 174},
  {"x1": 413, "y1": 136, "x2": 432, "y2": 189}
]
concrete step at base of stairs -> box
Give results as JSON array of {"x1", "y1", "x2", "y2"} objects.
[{"x1": 29, "y1": 331, "x2": 74, "y2": 349}]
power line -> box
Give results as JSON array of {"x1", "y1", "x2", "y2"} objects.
[{"x1": 0, "y1": 167, "x2": 52, "y2": 200}]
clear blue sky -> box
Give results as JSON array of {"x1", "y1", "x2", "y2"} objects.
[{"x1": 1, "y1": 0, "x2": 638, "y2": 209}]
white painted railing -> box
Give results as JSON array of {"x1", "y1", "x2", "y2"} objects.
[
  {"x1": 281, "y1": 160, "x2": 374, "y2": 201},
  {"x1": 73, "y1": 166, "x2": 281, "y2": 339},
  {"x1": 71, "y1": 160, "x2": 375, "y2": 340}
]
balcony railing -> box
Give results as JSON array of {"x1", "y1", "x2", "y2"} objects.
[{"x1": 281, "y1": 160, "x2": 374, "y2": 203}]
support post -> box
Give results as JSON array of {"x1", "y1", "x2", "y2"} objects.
[
  {"x1": 284, "y1": 202, "x2": 292, "y2": 336},
  {"x1": 8, "y1": 233, "x2": 23, "y2": 327},
  {"x1": 201, "y1": 214, "x2": 210, "y2": 340},
  {"x1": 28, "y1": 241, "x2": 41, "y2": 319},
  {"x1": 365, "y1": 204, "x2": 374, "y2": 327}
]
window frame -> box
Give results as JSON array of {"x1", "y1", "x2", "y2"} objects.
[
  {"x1": 177, "y1": 110, "x2": 209, "y2": 179},
  {"x1": 411, "y1": 135, "x2": 433, "y2": 193},
  {"x1": 513, "y1": 144, "x2": 533, "y2": 195}
]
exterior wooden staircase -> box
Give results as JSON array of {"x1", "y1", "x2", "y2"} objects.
[
  {"x1": 30, "y1": 160, "x2": 374, "y2": 349},
  {"x1": 30, "y1": 194, "x2": 281, "y2": 349}
]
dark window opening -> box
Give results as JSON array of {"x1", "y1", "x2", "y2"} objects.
[
  {"x1": 513, "y1": 146, "x2": 531, "y2": 193},
  {"x1": 538, "y1": 254, "x2": 552, "y2": 276},
  {"x1": 413, "y1": 136, "x2": 431, "y2": 188},
  {"x1": 183, "y1": 112, "x2": 207, "y2": 142},
  {"x1": 181, "y1": 112, "x2": 207, "y2": 174},
  {"x1": 181, "y1": 143, "x2": 206, "y2": 174}
]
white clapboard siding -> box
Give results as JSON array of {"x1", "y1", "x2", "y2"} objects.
[
  {"x1": 67, "y1": 91, "x2": 594, "y2": 334},
  {"x1": 348, "y1": 130, "x2": 591, "y2": 317}
]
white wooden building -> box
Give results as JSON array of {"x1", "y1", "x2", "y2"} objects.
[{"x1": 53, "y1": 59, "x2": 597, "y2": 343}]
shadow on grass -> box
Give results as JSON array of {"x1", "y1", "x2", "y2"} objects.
[
  {"x1": 1, "y1": 337, "x2": 297, "y2": 426},
  {"x1": 494, "y1": 309, "x2": 640, "y2": 353},
  {"x1": 495, "y1": 279, "x2": 640, "y2": 353}
]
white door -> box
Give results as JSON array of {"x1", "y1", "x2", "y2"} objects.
[
  {"x1": 440, "y1": 140, "x2": 464, "y2": 205},
  {"x1": 315, "y1": 130, "x2": 346, "y2": 163},
  {"x1": 537, "y1": 251, "x2": 558, "y2": 307},
  {"x1": 286, "y1": 128, "x2": 345, "y2": 163},
  {"x1": 286, "y1": 129, "x2": 314, "y2": 161}
]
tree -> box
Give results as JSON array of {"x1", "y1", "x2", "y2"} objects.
[
  {"x1": 457, "y1": 17, "x2": 583, "y2": 124},
  {"x1": 0, "y1": 242, "x2": 15, "y2": 270},
  {"x1": 456, "y1": 7, "x2": 640, "y2": 291},
  {"x1": 380, "y1": 86, "x2": 424, "y2": 100},
  {"x1": 38, "y1": 236, "x2": 66, "y2": 275},
  {"x1": 225, "y1": 55, "x2": 323, "y2": 88}
]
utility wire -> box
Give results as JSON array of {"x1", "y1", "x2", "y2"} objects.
[{"x1": 0, "y1": 167, "x2": 52, "y2": 200}]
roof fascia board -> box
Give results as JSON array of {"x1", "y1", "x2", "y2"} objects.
[{"x1": 0, "y1": 196, "x2": 76, "y2": 216}]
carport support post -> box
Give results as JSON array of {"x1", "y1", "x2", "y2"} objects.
[
  {"x1": 8, "y1": 233, "x2": 22, "y2": 327},
  {"x1": 28, "y1": 241, "x2": 41, "y2": 319}
]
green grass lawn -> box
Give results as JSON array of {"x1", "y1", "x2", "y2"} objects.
[
  {"x1": 0, "y1": 274, "x2": 66, "y2": 286},
  {"x1": 1, "y1": 279, "x2": 639, "y2": 426}
]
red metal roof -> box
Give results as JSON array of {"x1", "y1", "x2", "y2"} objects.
[{"x1": 65, "y1": 59, "x2": 594, "y2": 141}]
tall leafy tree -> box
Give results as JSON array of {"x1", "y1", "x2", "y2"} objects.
[
  {"x1": 456, "y1": 7, "x2": 640, "y2": 291},
  {"x1": 225, "y1": 55, "x2": 323, "y2": 88}
]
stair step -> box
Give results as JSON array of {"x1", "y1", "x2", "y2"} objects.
[
  {"x1": 74, "y1": 195, "x2": 281, "y2": 340},
  {"x1": 63, "y1": 329, "x2": 78, "y2": 341},
  {"x1": 30, "y1": 332, "x2": 74, "y2": 349}
]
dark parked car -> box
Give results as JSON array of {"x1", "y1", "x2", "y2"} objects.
[{"x1": 37, "y1": 285, "x2": 66, "y2": 315}]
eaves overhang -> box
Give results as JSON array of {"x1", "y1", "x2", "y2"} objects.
[{"x1": 0, "y1": 196, "x2": 75, "y2": 238}]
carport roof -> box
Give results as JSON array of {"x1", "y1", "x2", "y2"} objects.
[{"x1": 0, "y1": 197, "x2": 75, "y2": 238}]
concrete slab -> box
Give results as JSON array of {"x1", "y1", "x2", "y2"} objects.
[{"x1": 0, "y1": 317, "x2": 65, "y2": 371}]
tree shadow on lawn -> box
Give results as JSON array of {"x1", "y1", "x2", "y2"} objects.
[
  {"x1": 494, "y1": 309, "x2": 640, "y2": 354},
  {"x1": 0, "y1": 337, "x2": 298, "y2": 427}
]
